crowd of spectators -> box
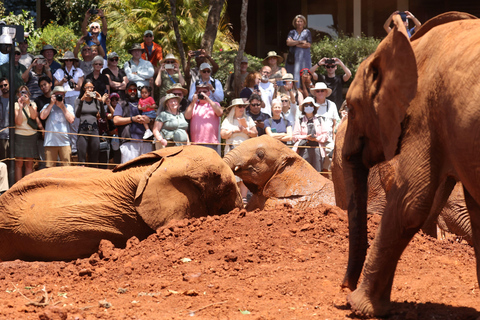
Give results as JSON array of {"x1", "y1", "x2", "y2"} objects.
[{"x1": 1, "y1": 10, "x2": 383, "y2": 190}]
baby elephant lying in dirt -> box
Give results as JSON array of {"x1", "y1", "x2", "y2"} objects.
[
  {"x1": 223, "y1": 135, "x2": 340, "y2": 213},
  {"x1": 0, "y1": 146, "x2": 242, "y2": 261}
]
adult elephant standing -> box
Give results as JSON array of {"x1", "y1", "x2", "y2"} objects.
[
  {"x1": 341, "y1": 12, "x2": 480, "y2": 316},
  {"x1": 286, "y1": 15, "x2": 312, "y2": 83}
]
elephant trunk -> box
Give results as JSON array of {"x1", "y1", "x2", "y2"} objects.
[
  {"x1": 223, "y1": 149, "x2": 242, "y2": 172},
  {"x1": 341, "y1": 152, "x2": 370, "y2": 291}
]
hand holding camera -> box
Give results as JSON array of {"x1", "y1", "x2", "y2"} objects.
[{"x1": 198, "y1": 92, "x2": 206, "y2": 100}]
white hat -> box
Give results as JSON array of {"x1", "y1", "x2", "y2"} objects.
[
  {"x1": 310, "y1": 82, "x2": 332, "y2": 97},
  {"x1": 52, "y1": 86, "x2": 67, "y2": 94},
  {"x1": 299, "y1": 96, "x2": 319, "y2": 113},
  {"x1": 199, "y1": 62, "x2": 212, "y2": 71}
]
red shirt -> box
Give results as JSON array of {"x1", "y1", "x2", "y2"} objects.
[{"x1": 141, "y1": 42, "x2": 163, "y2": 67}]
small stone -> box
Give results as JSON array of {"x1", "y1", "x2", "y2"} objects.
[{"x1": 78, "y1": 268, "x2": 92, "y2": 277}]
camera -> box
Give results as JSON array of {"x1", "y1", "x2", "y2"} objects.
[
  {"x1": 326, "y1": 58, "x2": 335, "y2": 65},
  {"x1": 276, "y1": 80, "x2": 284, "y2": 87},
  {"x1": 84, "y1": 34, "x2": 92, "y2": 42},
  {"x1": 64, "y1": 74, "x2": 75, "y2": 89},
  {"x1": 302, "y1": 69, "x2": 309, "y2": 75},
  {"x1": 88, "y1": 6, "x2": 98, "y2": 15},
  {"x1": 194, "y1": 50, "x2": 202, "y2": 57},
  {"x1": 164, "y1": 63, "x2": 174, "y2": 70},
  {"x1": 198, "y1": 93, "x2": 206, "y2": 100},
  {"x1": 399, "y1": 12, "x2": 407, "y2": 21},
  {"x1": 88, "y1": 92, "x2": 96, "y2": 98},
  {"x1": 55, "y1": 94, "x2": 63, "y2": 102}
]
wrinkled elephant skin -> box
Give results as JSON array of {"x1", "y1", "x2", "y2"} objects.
[
  {"x1": 224, "y1": 135, "x2": 342, "y2": 216},
  {"x1": 341, "y1": 12, "x2": 480, "y2": 316},
  {"x1": 0, "y1": 146, "x2": 242, "y2": 261}
]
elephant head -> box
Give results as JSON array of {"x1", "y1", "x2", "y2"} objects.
[
  {"x1": 223, "y1": 136, "x2": 331, "y2": 203},
  {"x1": 114, "y1": 145, "x2": 243, "y2": 231},
  {"x1": 340, "y1": 15, "x2": 418, "y2": 291}
]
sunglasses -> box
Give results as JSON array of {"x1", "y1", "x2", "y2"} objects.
[
  {"x1": 128, "y1": 88, "x2": 137, "y2": 93},
  {"x1": 82, "y1": 48, "x2": 92, "y2": 52},
  {"x1": 93, "y1": 63, "x2": 103, "y2": 66},
  {"x1": 325, "y1": 65, "x2": 335, "y2": 69},
  {"x1": 281, "y1": 100, "x2": 289, "y2": 103},
  {"x1": 237, "y1": 105, "x2": 247, "y2": 109},
  {"x1": 144, "y1": 34, "x2": 153, "y2": 37},
  {"x1": 303, "y1": 103, "x2": 313, "y2": 107},
  {"x1": 164, "y1": 61, "x2": 175, "y2": 64},
  {"x1": 315, "y1": 90, "x2": 327, "y2": 93},
  {"x1": 109, "y1": 57, "x2": 119, "y2": 62},
  {"x1": 15, "y1": 52, "x2": 21, "y2": 56},
  {"x1": 201, "y1": 70, "x2": 211, "y2": 73},
  {"x1": 250, "y1": 103, "x2": 261, "y2": 107},
  {"x1": 0, "y1": 84, "x2": 8, "y2": 88},
  {"x1": 20, "y1": 90, "x2": 28, "y2": 95},
  {"x1": 65, "y1": 59, "x2": 75, "y2": 62},
  {"x1": 91, "y1": 26, "x2": 100, "y2": 29}
]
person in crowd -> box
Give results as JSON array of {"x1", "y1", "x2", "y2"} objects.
[
  {"x1": 298, "y1": 68, "x2": 314, "y2": 100},
  {"x1": 311, "y1": 57, "x2": 351, "y2": 111},
  {"x1": 102, "y1": 52, "x2": 127, "y2": 100},
  {"x1": 279, "y1": 93, "x2": 298, "y2": 133},
  {"x1": 155, "y1": 53, "x2": 185, "y2": 107},
  {"x1": 258, "y1": 66, "x2": 274, "y2": 116},
  {"x1": 292, "y1": 96, "x2": 328, "y2": 172},
  {"x1": 166, "y1": 83, "x2": 189, "y2": 113},
  {"x1": 246, "y1": 93, "x2": 270, "y2": 136},
  {"x1": 274, "y1": 73, "x2": 301, "y2": 104},
  {"x1": 0, "y1": 77, "x2": 9, "y2": 162},
  {"x1": 0, "y1": 47, "x2": 27, "y2": 89},
  {"x1": 184, "y1": 49, "x2": 219, "y2": 88},
  {"x1": 184, "y1": 82, "x2": 223, "y2": 152},
  {"x1": 74, "y1": 39, "x2": 105, "y2": 75},
  {"x1": 221, "y1": 98, "x2": 257, "y2": 201},
  {"x1": 18, "y1": 38, "x2": 33, "y2": 68},
  {"x1": 286, "y1": 14, "x2": 312, "y2": 82},
  {"x1": 85, "y1": 55, "x2": 110, "y2": 96},
  {"x1": 225, "y1": 56, "x2": 249, "y2": 101},
  {"x1": 0, "y1": 161, "x2": 7, "y2": 195},
  {"x1": 311, "y1": 82, "x2": 340, "y2": 168},
  {"x1": 39, "y1": 45, "x2": 61, "y2": 75},
  {"x1": 81, "y1": 8, "x2": 108, "y2": 56},
  {"x1": 113, "y1": 82, "x2": 153, "y2": 163},
  {"x1": 339, "y1": 100, "x2": 348, "y2": 125},
  {"x1": 141, "y1": 30, "x2": 163, "y2": 71},
  {"x1": 239, "y1": 71, "x2": 261, "y2": 102},
  {"x1": 75, "y1": 79, "x2": 106, "y2": 167},
  {"x1": 39, "y1": 86, "x2": 75, "y2": 167},
  {"x1": 188, "y1": 63, "x2": 223, "y2": 104},
  {"x1": 22, "y1": 54, "x2": 53, "y2": 99},
  {"x1": 102, "y1": 93, "x2": 120, "y2": 164},
  {"x1": 264, "y1": 51, "x2": 286, "y2": 80},
  {"x1": 264, "y1": 98, "x2": 292, "y2": 144},
  {"x1": 153, "y1": 93, "x2": 189, "y2": 149},
  {"x1": 14, "y1": 86, "x2": 38, "y2": 182},
  {"x1": 137, "y1": 85, "x2": 157, "y2": 139},
  {"x1": 384, "y1": 10, "x2": 421, "y2": 37},
  {"x1": 34, "y1": 76, "x2": 54, "y2": 170},
  {"x1": 124, "y1": 43, "x2": 154, "y2": 90},
  {"x1": 54, "y1": 51, "x2": 84, "y2": 107}
]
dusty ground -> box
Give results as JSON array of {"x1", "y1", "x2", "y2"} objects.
[{"x1": 0, "y1": 204, "x2": 478, "y2": 320}]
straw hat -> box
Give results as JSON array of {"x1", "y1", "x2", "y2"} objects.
[
  {"x1": 58, "y1": 51, "x2": 79, "y2": 62},
  {"x1": 263, "y1": 51, "x2": 284, "y2": 65},
  {"x1": 52, "y1": 86, "x2": 67, "y2": 94},
  {"x1": 310, "y1": 82, "x2": 332, "y2": 97},
  {"x1": 166, "y1": 83, "x2": 188, "y2": 96},
  {"x1": 164, "y1": 93, "x2": 181, "y2": 105},
  {"x1": 161, "y1": 53, "x2": 179, "y2": 64},
  {"x1": 281, "y1": 73, "x2": 297, "y2": 82},
  {"x1": 298, "y1": 96, "x2": 319, "y2": 113},
  {"x1": 225, "y1": 98, "x2": 248, "y2": 111}
]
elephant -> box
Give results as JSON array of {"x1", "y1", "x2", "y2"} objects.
[
  {"x1": 223, "y1": 135, "x2": 338, "y2": 212},
  {"x1": 340, "y1": 11, "x2": 480, "y2": 316},
  {"x1": 332, "y1": 119, "x2": 472, "y2": 242},
  {"x1": 0, "y1": 146, "x2": 242, "y2": 261}
]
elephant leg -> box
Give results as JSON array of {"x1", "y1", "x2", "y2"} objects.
[
  {"x1": 348, "y1": 184, "x2": 437, "y2": 316},
  {"x1": 422, "y1": 177, "x2": 456, "y2": 238},
  {"x1": 461, "y1": 187, "x2": 480, "y2": 288}
]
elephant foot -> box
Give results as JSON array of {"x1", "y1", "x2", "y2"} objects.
[{"x1": 347, "y1": 288, "x2": 391, "y2": 317}]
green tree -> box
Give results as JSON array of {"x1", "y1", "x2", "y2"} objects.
[{"x1": 46, "y1": 0, "x2": 97, "y2": 33}]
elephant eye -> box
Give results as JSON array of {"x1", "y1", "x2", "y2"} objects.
[{"x1": 256, "y1": 149, "x2": 265, "y2": 159}]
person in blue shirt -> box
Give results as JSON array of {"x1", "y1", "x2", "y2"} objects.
[{"x1": 81, "y1": 8, "x2": 108, "y2": 58}]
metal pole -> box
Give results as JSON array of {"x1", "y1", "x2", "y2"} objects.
[{"x1": 8, "y1": 44, "x2": 15, "y2": 186}]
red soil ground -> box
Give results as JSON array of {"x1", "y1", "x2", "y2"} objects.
[{"x1": 0, "y1": 204, "x2": 478, "y2": 320}]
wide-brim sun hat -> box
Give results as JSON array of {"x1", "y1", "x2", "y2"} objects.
[
  {"x1": 298, "y1": 96, "x2": 319, "y2": 113},
  {"x1": 166, "y1": 83, "x2": 188, "y2": 96},
  {"x1": 282, "y1": 73, "x2": 297, "y2": 82},
  {"x1": 128, "y1": 43, "x2": 145, "y2": 54},
  {"x1": 33, "y1": 54, "x2": 45, "y2": 60},
  {"x1": 225, "y1": 98, "x2": 248, "y2": 111},
  {"x1": 40, "y1": 44, "x2": 58, "y2": 56},
  {"x1": 310, "y1": 82, "x2": 332, "y2": 97},
  {"x1": 161, "y1": 53, "x2": 179, "y2": 65},
  {"x1": 58, "y1": 51, "x2": 79, "y2": 62},
  {"x1": 52, "y1": 86, "x2": 67, "y2": 95},
  {"x1": 263, "y1": 51, "x2": 284, "y2": 65},
  {"x1": 164, "y1": 93, "x2": 181, "y2": 104}
]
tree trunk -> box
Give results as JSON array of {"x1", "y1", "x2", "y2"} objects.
[
  {"x1": 169, "y1": 0, "x2": 186, "y2": 70},
  {"x1": 233, "y1": 0, "x2": 249, "y2": 98},
  {"x1": 200, "y1": 0, "x2": 225, "y2": 55}
]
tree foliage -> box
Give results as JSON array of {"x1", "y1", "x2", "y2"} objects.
[{"x1": 45, "y1": 0, "x2": 97, "y2": 33}]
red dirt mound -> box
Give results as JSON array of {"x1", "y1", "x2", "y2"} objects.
[{"x1": 0, "y1": 204, "x2": 478, "y2": 319}]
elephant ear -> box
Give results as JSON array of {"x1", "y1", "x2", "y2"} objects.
[
  {"x1": 113, "y1": 146, "x2": 183, "y2": 172},
  {"x1": 368, "y1": 15, "x2": 418, "y2": 160},
  {"x1": 263, "y1": 154, "x2": 329, "y2": 198}
]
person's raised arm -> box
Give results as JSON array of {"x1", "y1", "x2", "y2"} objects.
[
  {"x1": 98, "y1": 9, "x2": 108, "y2": 35},
  {"x1": 184, "y1": 94, "x2": 198, "y2": 120},
  {"x1": 383, "y1": 11, "x2": 399, "y2": 34},
  {"x1": 82, "y1": 11, "x2": 91, "y2": 36},
  {"x1": 406, "y1": 11, "x2": 421, "y2": 30},
  {"x1": 334, "y1": 58, "x2": 351, "y2": 82}
]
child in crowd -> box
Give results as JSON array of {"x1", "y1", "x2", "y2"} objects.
[{"x1": 138, "y1": 86, "x2": 157, "y2": 139}]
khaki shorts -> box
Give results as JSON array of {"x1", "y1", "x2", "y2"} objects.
[{"x1": 45, "y1": 146, "x2": 72, "y2": 167}]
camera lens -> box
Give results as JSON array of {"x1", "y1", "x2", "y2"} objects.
[{"x1": 55, "y1": 94, "x2": 63, "y2": 102}]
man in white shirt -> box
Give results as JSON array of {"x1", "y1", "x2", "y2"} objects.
[
  {"x1": 124, "y1": 43, "x2": 154, "y2": 90},
  {"x1": 311, "y1": 82, "x2": 340, "y2": 155},
  {"x1": 258, "y1": 66, "x2": 274, "y2": 116}
]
